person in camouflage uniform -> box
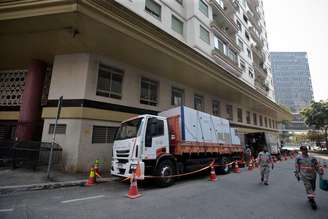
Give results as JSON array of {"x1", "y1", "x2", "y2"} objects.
[
  {"x1": 257, "y1": 146, "x2": 274, "y2": 185},
  {"x1": 295, "y1": 146, "x2": 323, "y2": 210}
]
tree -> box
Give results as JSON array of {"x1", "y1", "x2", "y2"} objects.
[{"x1": 301, "y1": 100, "x2": 328, "y2": 149}]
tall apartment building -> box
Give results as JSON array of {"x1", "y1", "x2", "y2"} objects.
[
  {"x1": 271, "y1": 52, "x2": 314, "y2": 132},
  {"x1": 0, "y1": 0, "x2": 290, "y2": 172}
]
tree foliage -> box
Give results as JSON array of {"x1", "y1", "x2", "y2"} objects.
[{"x1": 301, "y1": 100, "x2": 328, "y2": 149}]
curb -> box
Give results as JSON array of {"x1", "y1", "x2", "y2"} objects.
[{"x1": 0, "y1": 177, "x2": 114, "y2": 195}]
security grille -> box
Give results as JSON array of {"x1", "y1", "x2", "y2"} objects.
[
  {"x1": 92, "y1": 126, "x2": 118, "y2": 144},
  {"x1": 0, "y1": 70, "x2": 26, "y2": 106},
  {"x1": 48, "y1": 124, "x2": 67, "y2": 134}
]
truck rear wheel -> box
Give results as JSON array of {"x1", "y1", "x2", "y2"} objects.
[{"x1": 155, "y1": 159, "x2": 176, "y2": 187}]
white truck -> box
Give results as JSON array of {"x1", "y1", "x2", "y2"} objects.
[{"x1": 111, "y1": 106, "x2": 243, "y2": 186}]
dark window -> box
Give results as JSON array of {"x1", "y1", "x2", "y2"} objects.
[
  {"x1": 199, "y1": 0, "x2": 208, "y2": 17},
  {"x1": 245, "y1": 31, "x2": 250, "y2": 41},
  {"x1": 194, "y1": 95, "x2": 204, "y2": 111},
  {"x1": 246, "y1": 111, "x2": 251, "y2": 124},
  {"x1": 212, "y1": 100, "x2": 221, "y2": 116},
  {"x1": 176, "y1": 0, "x2": 183, "y2": 5},
  {"x1": 171, "y1": 87, "x2": 184, "y2": 106},
  {"x1": 259, "y1": 115, "x2": 263, "y2": 126},
  {"x1": 140, "y1": 78, "x2": 158, "y2": 106},
  {"x1": 237, "y1": 108, "x2": 243, "y2": 123},
  {"x1": 226, "y1": 104, "x2": 233, "y2": 121},
  {"x1": 253, "y1": 113, "x2": 257, "y2": 125},
  {"x1": 145, "y1": 0, "x2": 161, "y2": 20},
  {"x1": 92, "y1": 126, "x2": 118, "y2": 144},
  {"x1": 243, "y1": 14, "x2": 248, "y2": 23},
  {"x1": 269, "y1": 119, "x2": 272, "y2": 128},
  {"x1": 96, "y1": 64, "x2": 123, "y2": 99},
  {"x1": 247, "y1": 49, "x2": 252, "y2": 59},
  {"x1": 264, "y1": 117, "x2": 268, "y2": 127},
  {"x1": 49, "y1": 124, "x2": 66, "y2": 134},
  {"x1": 145, "y1": 118, "x2": 164, "y2": 147}
]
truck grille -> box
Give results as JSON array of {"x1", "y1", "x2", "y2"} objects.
[
  {"x1": 117, "y1": 159, "x2": 128, "y2": 164},
  {"x1": 116, "y1": 149, "x2": 130, "y2": 157}
]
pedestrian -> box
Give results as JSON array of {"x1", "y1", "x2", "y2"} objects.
[
  {"x1": 294, "y1": 146, "x2": 323, "y2": 210},
  {"x1": 257, "y1": 146, "x2": 274, "y2": 185},
  {"x1": 245, "y1": 146, "x2": 252, "y2": 166}
]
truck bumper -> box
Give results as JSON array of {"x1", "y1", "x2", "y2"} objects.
[{"x1": 111, "y1": 159, "x2": 145, "y2": 179}]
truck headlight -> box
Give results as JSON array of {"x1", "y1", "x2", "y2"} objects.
[{"x1": 130, "y1": 164, "x2": 137, "y2": 170}]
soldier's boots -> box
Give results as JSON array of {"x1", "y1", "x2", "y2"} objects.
[{"x1": 308, "y1": 198, "x2": 317, "y2": 210}]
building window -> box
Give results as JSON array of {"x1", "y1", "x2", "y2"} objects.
[
  {"x1": 92, "y1": 126, "x2": 118, "y2": 144},
  {"x1": 214, "y1": 36, "x2": 225, "y2": 53},
  {"x1": 171, "y1": 87, "x2": 184, "y2": 106},
  {"x1": 237, "y1": 108, "x2": 243, "y2": 123},
  {"x1": 228, "y1": 48, "x2": 237, "y2": 63},
  {"x1": 171, "y1": 15, "x2": 183, "y2": 35},
  {"x1": 176, "y1": 0, "x2": 183, "y2": 5},
  {"x1": 253, "y1": 113, "x2": 257, "y2": 125},
  {"x1": 264, "y1": 117, "x2": 268, "y2": 127},
  {"x1": 246, "y1": 111, "x2": 251, "y2": 124},
  {"x1": 194, "y1": 94, "x2": 204, "y2": 111},
  {"x1": 245, "y1": 31, "x2": 250, "y2": 41},
  {"x1": 240, "y1": 61, "x2": 246, "y2": 72},
  {"x1": 236, "y1": 20, "x2": 242, "y2": 31},
  {"x1": 140, "y1": 78, "x2": 158, "y2": 106},
  {"x1": 269, "y1": 119, "x2": 272, "y2": 128},
  {"x1": 238, "y1": 39, "x2": 244, "y2": 50},
  {"x1": 249, "y1": 69, "x2": 254, "y2": 78},
  {"x1": 96, "y1": 64, "x2": 123, "y2": 99},
  {"x1": 259, "y1": 115, "x2": 263, "y2": 126},
  {"x1": 145, "y1": 0, "x2": 161, "y2": 20},
  {"x1": 226, "y1": 104, "x2": 233, "y2": 121},
  {"x1": 49, "y1": 124, "x2": 66, "y2": 134},
  {"x1": 243, "y1": 14, "x2": 248, "y2": 24},
  {"x1": 247, "y1": 48, "x2": 252, "y2": 59},
  {"x1": 200, "y1": 25, "x2": 210, "y2": 44},
  {"x1": 212, "y1": 100, "x2": 220, "y2": 116},
  {"x1": 199, "y1": 0, "x2": 208, "y2": 17},
  {"x1": 272, "y1": 120, "x2": 275, "y2": 129}
]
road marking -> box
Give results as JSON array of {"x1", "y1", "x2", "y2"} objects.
[
  {"x1": 0, "y1": 208, "x2": 14, "y2": 212},
  {"x1": 61, "y1": 195, "x2": 105, "y2": 204}
]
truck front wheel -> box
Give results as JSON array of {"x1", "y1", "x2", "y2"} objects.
[{"x1": 155, "y1": 159, "x2": 176, "y2": 187}]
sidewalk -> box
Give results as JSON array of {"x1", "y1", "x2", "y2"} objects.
[{"x1": 0, "y1": 167, "x2": 114, "y2": 195}]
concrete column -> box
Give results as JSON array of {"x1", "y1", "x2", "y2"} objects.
[{"x1": 16, "y1": 60, "x2": 46, "y2": 140}]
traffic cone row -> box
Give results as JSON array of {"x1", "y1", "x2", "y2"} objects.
[
  {"x1": 209, "y1": 161, "x2": 217, "y2": 182},
  {"x1": 233, "y1": 161, "x2": 240, "y2": 173}
]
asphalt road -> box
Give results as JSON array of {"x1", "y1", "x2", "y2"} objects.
[{"x1": 1, "y1": 159, "x2": 328, "y2": 219}]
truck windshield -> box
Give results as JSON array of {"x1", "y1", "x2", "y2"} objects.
[{"x1": 115, "y1": 118, "x2": 143, "y2": 140}]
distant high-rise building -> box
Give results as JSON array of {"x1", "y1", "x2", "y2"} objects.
[{"x1": 271, "y1": 52, "x2": 314, "y2": 131}]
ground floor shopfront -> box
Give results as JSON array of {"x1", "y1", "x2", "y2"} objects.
[{"x1": 0, "y1": 1, "x2": 290, "y2": 172}]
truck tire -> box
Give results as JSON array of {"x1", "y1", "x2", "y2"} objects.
[{"x1": 155, "y1": 159, "x2": 176, "y2": 187}]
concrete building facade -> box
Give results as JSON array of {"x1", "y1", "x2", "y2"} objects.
[{"x1": 0, "y1": 0, "x2": 290, "y2": 172}]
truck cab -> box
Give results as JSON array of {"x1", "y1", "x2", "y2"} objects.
[{"x1": 111, "y1": 115, "x2": 170, "y2": 179}]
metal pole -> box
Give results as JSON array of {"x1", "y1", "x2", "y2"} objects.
[{"x1": 47, "y1": 96, "x2": 63, "y2": 179}]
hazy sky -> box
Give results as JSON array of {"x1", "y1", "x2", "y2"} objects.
[{"x1": 263, "y1": 0, "x2": 328, "y2": 101}]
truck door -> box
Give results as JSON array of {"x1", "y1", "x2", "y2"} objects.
[{"x1": 143, "y1": 117, "x2": 169, "y2": 160}]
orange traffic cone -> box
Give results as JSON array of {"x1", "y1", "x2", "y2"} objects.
[
  {"x1": 233, "y1": 161, "x2": 240, "y2": 173},
  {"x1": 209, "y1": 161, "x2": 217, "y2": 182},
  {"x1": 248, "y1": 159, "x2": 254, "y2": 171},
  {"x1": 127, "y1": 172, "x2": 142, "y2": 199},
  {"x1": 85, "y1": 167, "x2": 96, "y2": 186}
]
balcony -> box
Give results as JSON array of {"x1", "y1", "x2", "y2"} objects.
[
  {"x1": 209, "y1": 0, "x2": 239, "y2": 35},
  {"x1": 249, "y1": 26, "x2": 263, "y2": 48},
  {"x1": 255, "y1": 79, "x2": 269, "y2": 96},
  {"x1": 210, "y1": 22, "x2": 241, "y2": 53},
  {"x1": 212, "y1": 48, "x2": 242, "y2": 77},
  {"x1": 253, "y1": 63, "x2": 267, "y2": 80}
]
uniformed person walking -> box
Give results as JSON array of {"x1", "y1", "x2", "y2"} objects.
[
  {"x1": 257, "y1": 146, "x2": 274, "y2": 185},
  {"x1": 295, "y1": 146, "x2": 323, "y2": 210}
]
